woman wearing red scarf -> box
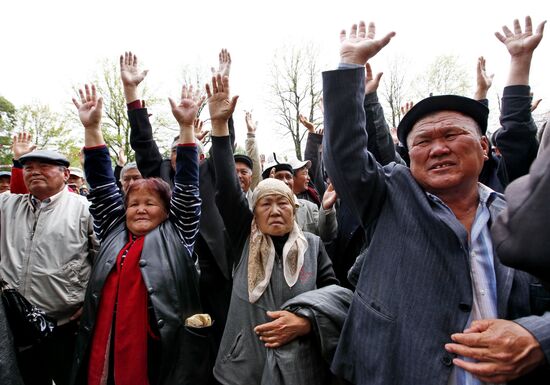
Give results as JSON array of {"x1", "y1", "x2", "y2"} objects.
[{"x1": 70, "y1": 84, "x2": 209, "y2": 385}]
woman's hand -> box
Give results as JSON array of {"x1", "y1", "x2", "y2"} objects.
[{"x1": 254, "y1": 310, "x2": 311, "y2": 349}]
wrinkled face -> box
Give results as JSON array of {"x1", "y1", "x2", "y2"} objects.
[
  {"x1": 126, "y1": 187, "x2": 168, "y2": 236},
  {"x1": 292, "y1": 166, "x2": 310, "y2": 194},
  {"x1": 407, "y1": 111, "x2": 488, "y2": 196},
  {"x1": 23, "y1": 161, "x2": 69, "y2": 200},
  {"x1": 254, "y1": 194, "x2": 294, "y2": 236},
  {"x1": 121, "y1": 168, "x2": 143, "y2": 194},
  {"x1": 235, "y1": 162, "x2": 252, "y2": 192},
  {"x1": 0, "y1": 176, "x2": 10, "y2": 193},
  {"x1": 273, "y1": 170, "x2": 294, "y2": 190}
]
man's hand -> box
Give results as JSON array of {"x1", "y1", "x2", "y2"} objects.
[
  {"x1": 322, "y1": 183, "x2": 338, "y2": 210},
  {"x1": 211, "y1": 48, "x2": 231, "y2": 78},
  {"x1": 245, "y1": 111, "x2": 258, "y2": 134},
  {"x1": 474, "y1": 56, "x2": 494, "y2": 100},
  {"x1": 73, "y1": 84, "x2": 103, "y2": 130},
  {"x1": 400, "y1": 101, "x2": 414, "y2": 116},
  {"x1": 120, "y1": 51, "x2": 148, "y2": 103},
  {"x1": 12, "y1": 132, "x2": 37, "y2": 160},
  {"x1": 299, "y1": 114, "x2": 315, "y2": 133},
  {"x1": 206, "y1": 74, "x2": 238, "y2": 132},
  {"x1": 120, "y1": 51, "x2": 148, "y2": 88},
  {"x1": 169, "y1": 85, "x2": 205, "y2": 128},
  {"x1": 254, "y1": 310, "x2": 311, "y2": 349},
  {"x1": 445, "y1": 319, "x2": 545, "y2": 383},
  {"x1": 364, "y1": 63, "x2": 383, "y2": 94},
  {"x1": 116, "y1": 148, "x2": 127, "y2": 167},
  {"x1": 193, "y1": 118, "x2": 210, "y2": 142},
  {"x1": 495, "y1": 16, "x2": 546, "y2": 59},
  {"x1": 340, "y1": 21, "x2": 395, "y2": 66}
]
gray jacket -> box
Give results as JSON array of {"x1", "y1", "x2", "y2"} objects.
[{"x1": 0, "y1": 187, "x2": 98, "y2": 324}]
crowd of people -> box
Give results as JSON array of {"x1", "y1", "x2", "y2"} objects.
[{"x1": 0, "y1": 14, "x2": 549, "y2": 385}]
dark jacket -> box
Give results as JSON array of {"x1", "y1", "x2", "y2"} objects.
[
  {"x1": 0, "y1": 299, "x2": 23, "y2": 385},
  {"x1": 323, "y1": 67, "x2": 550, "y2": 385},
  {"x1": 71, "y1": 145, "x2": 209, "y2": 385}
]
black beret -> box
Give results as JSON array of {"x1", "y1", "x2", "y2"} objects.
[{"x1": 234, "y1": 154, "x2": 253, "y2": 171}]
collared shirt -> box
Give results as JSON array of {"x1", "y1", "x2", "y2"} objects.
[
  {"x1": 30, "y1": 185, "x2": 67, "y2": 210},
  {"x1": 436, "y1": 184, "x2": 500, "y2": 385}
]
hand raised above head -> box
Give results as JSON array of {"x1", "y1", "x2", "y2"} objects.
[
  {"x1": 206, "y1": 74, "x2": 238, "y2": 124},
  {"x1": 168, "y1": 84, "x2": 205, "y2": 128},
  {"x1": 72, "y1": 84, "x2": 103, "y2": 129},
  {"x1": 339, "y1": 21, "x2": 395, "y2": 66},
  {"x1": 495, "y1": 16, "x2": 546, "y2": 58},
  {"x1": 211, "y1": 48, "x2": 232, "y2": 78},
  {"x1": 120, "y1": 51, "x2": 149, "y2": 88},
  {"x1": 12, "y1": 132, "x2": 37, "y2": 160},
  {"x1": 364, "y1": 63, "x2": 383, "y2": 94},
  {"x1": 245, "y1": 111, "x2": 258, "y2": 134}
]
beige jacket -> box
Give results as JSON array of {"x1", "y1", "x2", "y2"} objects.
[{"x1": 0, "y1": 187, "x2": 99, "y2": 324}]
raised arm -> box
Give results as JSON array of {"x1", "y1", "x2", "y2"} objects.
[
  {"x1": 207, "y1": 73, "x2": 251, "y2": 258},
  {"x1": 363, "y1": 63, "x2": 400, "y2": 165},
  {"x1": 10, "y1": 132, "x2": 36, "y2": 194},
  {"x1": 244, "y1": 111, "x2": 262, "y2": 190},
  {"x1": 322, "y1": 21, "x2": 395, "y2": 228},
  {"x1": 301, "y1": 114, "x2": 327, "y2": 197},
  {"x1": 168, "y1": 85, "x2": 203, "y2": 252},
  {"x1": 73, "y1": 84, "x2": 125, "y2": 241},
  {"x1": 121, "y1": 52, "x2": 165, "y2": 178},
  {"x1": 494, "y1": 16, "x2": 545, "y2": 182},
  {"x1": 473, "y1": 56, "x2": 494, "y2": 102}
]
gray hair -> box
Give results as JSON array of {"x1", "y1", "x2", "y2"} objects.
[{"x1": 120, "y1": 162, "x2": 139, "y2": 181}]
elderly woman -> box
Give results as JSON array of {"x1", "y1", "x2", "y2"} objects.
[
  {"x1": 207, "y1": 75, "x2": 351, "y2": 385},
  {"x1": 70, "y1": 84, "x2": 209, "y2": 385}
]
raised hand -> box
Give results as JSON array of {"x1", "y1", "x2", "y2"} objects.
[
  {"x1": 474, "y1": 56, "x2": 494, "y2": 100},
  {"x1": 206, "y1": 74, "x2": 239, "y2": 130},
  {"x1": 120, "y1": 51, "x2": 149, "y2": 88},
  {"x1": 400, "y1": 101, "x2": 414, "y2": 116},
  {"x1": 169, "y1": 85, "x2": 205, "y2": 128},
  {"x1": 116, "y1": 148, "x2": 127, "y2": 167},
  {"x1": 12, "y1": 132, "x2": 37, "y2": 160},
  {"x1": 322, "y1": 183, "x2": 338, "y2": 210},
  {"x1": 211, "y1": 48, "x2": 232, "y2": 78},
  {"x1": 73, "y1": 84, "x2": 103, "y2": 130},
  {"x1": 299, "y1": 114, "x2": 315, "y2": 133},
  {"x1": 495, "y1": 16, "x2": 546, "y2": 59},
  {"x1": 193, "y1": 118, "x2": 210, "y2": 142},
  {"x1": 72, "y1": 84, "x2": 104, "y2": 146},
  {"x1": 340, "y1": 21, "x2": 396, "y2": 66},
  {"x1": 364, "y1": 63, "x2": 383, "y2": 94},
  {"x1": 245, "y1": 111, "x2": 258, "y2": 134}
]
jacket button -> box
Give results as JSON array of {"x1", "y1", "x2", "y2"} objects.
[
  {"x1": 139, "y1": 260, "x2": 147, "y2": 267},
  {"x1": 84, "y1": 325, "x2": 91, "y2": 332},
  {"x1": 157, "y1": 319, "x2": 165, "y2": 328},
  {"x1": 148, "y1": 287, "x2": 154, "y2": 294},
  {"x1": 92, "y1": 292, "x2": 98, "y2": 300},
  {"x1": 442, "y1": 354, "x2": 453, "y2": 367},
  {"x1": 458, "y1": 303, "x2": 471, "y2": 312}
]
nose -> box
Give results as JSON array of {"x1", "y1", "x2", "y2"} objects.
[{"x1": 429, "y1": 138, "x2": 451, "y2": 157}]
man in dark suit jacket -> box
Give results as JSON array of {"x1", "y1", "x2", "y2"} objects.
[{"x1": 324, "y1": 18, "x2": 549, "y2": 385}]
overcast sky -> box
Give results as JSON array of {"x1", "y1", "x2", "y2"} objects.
[{"x1": 1, "y1": 0, "x2": 547, "y2": 157}]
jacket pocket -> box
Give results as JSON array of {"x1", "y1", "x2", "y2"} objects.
[
  {"x1": 356, "y1": 290, "x2": 395, "y2": 322},
  {"x1": 178, "y1": 325, "x2": 213, "y2": 385},
  {"x1": 223, "y1": 330, "x2": 244, "y2": 362}
]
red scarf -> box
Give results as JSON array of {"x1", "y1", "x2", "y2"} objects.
[{"x1": 88, "y1": 234, "x2": 149, "y2": 385}]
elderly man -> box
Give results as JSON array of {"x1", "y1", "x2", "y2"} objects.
[
  {"x1": 234, "y1": 153, "x2": 254, "y2": 205},
  {"x1": 324, "y1": 18, "x2": 549, "y2": 385},
  {"x1": 118, "y1": 161, "x2": 142, "y2": 194},
  {"x1": 0, "y1": 149, "x2": 98, "y2": 385},
  {"x1": 0, "y1": 171, "x2": 11, "y2": 193},
  {"x1": 68, "y1": 166, "x2": 85, "y2": 194}
]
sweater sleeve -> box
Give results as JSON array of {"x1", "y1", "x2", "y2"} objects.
[
  {"x1": 84, "y1": 145, "x2": 125, "y2": 242},
  {"x1": 170, "y1": 145, "x2": 201, "y2": 256}
]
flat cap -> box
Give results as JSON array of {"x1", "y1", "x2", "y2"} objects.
[
  {"x1": 19, "y1": 149, "x2": 70, "y2": 167},
  {"x1": 234, "y1": 154, "x2": 253, "y2": 171}
]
